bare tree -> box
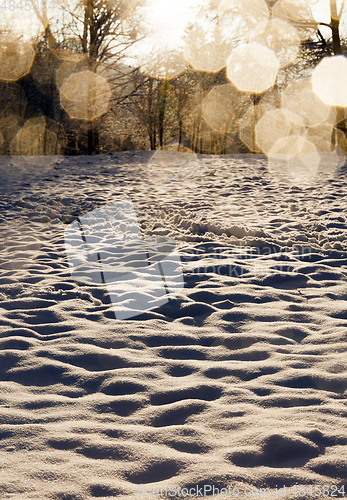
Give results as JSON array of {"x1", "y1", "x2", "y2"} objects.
[
  {"x1": 44, "y1": 0, "x2": 146, "y2": 153},
  {"x1": 127, "y1": 70, "x2": 160, "y2": 150}
]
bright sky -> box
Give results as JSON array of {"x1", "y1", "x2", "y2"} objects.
[
  {"x1": 0, "y1": 0, "x2": 344, "y2": 52},
  {"x1": 0, "y1": 0, "x2": 199, "y2": 43},
  {"x1": 132, "y1": 0, "x2": 346, "y2": 63},
  {"x1": 141, "y1": 0, "x2": 199, "y2": 37}
]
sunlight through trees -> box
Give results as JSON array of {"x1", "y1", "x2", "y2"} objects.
[{"x1": 0, "y1": 0, "x2": 347, "y2": 185}]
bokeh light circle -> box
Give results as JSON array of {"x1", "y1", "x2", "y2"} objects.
[
  {"x1": 56, "y1": 58, "x2": 89, "y2": 89},
  {"x1": 268, "y1": 135, "x2": 320, "y2": 186},
  {"x1": 255, "y1": 108, "x2": 306, "y2": 154},
  {"x1": 312, "y1": 56, "x2": 347, "y2": 108},
  {"x1": 226, "y1": 42, "x2": 279, "y2": 94},
  {"x1": 60, "y1": 71, "x2": 112, "y2": 121},
  {"x1": 239, "y1": 103, "x2": 275, "y2": 152},
  {"x1": 214, "y1": 0, "x2": 270, "y2": 40},
  {"x1": 203, "y1": 84, "x2": 252, "y2": 134},
  {"x1": 0, "y1": 35, "x2": 34, "y2": 82},
  {"x1": 10, "y1": 117, "x2": 66, "y2": 174},
  {"x1": 307, "y1": 124, "x2": 347, "y2": 173},
  {"x1": 282, "y1": 77, "x2": 335, "y2": 127},
  {"x1": 184, "y1": 24, "x2": 234, "y2": 73},
  {"x1": 271, "y1": 0, "x2": 318, "y2": 41},
  {"x1": 248, "y1": 18, "x2": 300, "y2": 68}
]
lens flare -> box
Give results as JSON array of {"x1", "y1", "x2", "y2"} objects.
[
  {"x1": 268, "y1": 135, "x2": 320, "y2": 186},
  {"x1": 271, "y1": 0, "x2": 318, "y2": 41},
  {"x1": 248, "y1": 19, "x2": 300, "y2": 68},
  {"x1": 184, "y1": 24, "x2": 234, "y2": 73},
  {"x1": 226, "y1": 42, "x2": 279, "y2": 94},
  {"x1": 239, "y1": 103, "x2": 275, "y2": 152},
  {"x1": 215, "y1": 0, "x2": 270, "y2": 40},
  {"x1": 0, "y1": 35, "x2": 35, "y2": 82},
  {"x1": 10, "y1": 117, "x2": 66, "y2": 174},
  {"x1": 255, "y1": 108, "x2": 305, "y2": 155},
  {"x1": 60, "y1": 71, "x2": 112, "y2": 121},
  {"x1": 282, "y1": 77, "x2": 335, "y2": 127},
  {"x1": 203, "y1": 84, "x2": 252, "y2": 134},
  {"x1": 0, "y1": 219, "x2": 44, "y2": 271},
  {"x1": 312, "y1": 56, "x2": 347, "y2": 108}
]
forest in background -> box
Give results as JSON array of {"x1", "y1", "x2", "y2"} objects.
[{"x1": 0, "y1": 0, "x2": 346, "y2": 156}]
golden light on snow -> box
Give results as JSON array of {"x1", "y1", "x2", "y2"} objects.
[
  {"x1": 239, "y1": 104, "x2": 274, "y2": 153},
  {"x1": 0, "y1": 36, "x2": 35, "y2": 82},
  {"x1": 60, "y1": 71, "x2": 112, "y2": 121},
  {"x1": 226, "y1": 42, "x2": 279, "y2": 94},
  {"x1": 248, "y1": 19, "x2": 300, "y2": 69},
  {"x1": 184, "y1": 25, "x2": 234, "y2": 73},
  {"x1": 268, "y1": 135, "x2": 320, "y2": 186},
  {"x1": 312, "y1": 56, "x2": 347, "y2": 108},
  {"x1": 271, "y1": 0, "x2": 318, "y2": 41},
  {"x1": 202, "y1": 84, "x2": 252, "y2": 134},
  {"x1": 255, "y1": 108, "x2": 305, "y2": 155},
  {"x1": 141, "y1": 50, "x2": 187, "y2": 80},
  {"x1": 282, "y1": 77, "x2": 335, "y2": 127}
]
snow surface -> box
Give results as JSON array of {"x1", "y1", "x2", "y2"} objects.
[{"x1": 1, "y1": 151, "x2": 347, "y2": 499}]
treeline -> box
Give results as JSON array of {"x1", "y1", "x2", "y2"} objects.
[
  {"x1": 0, "y1": 0, "x2": 343, "y2": 157},
  {"x1": 0, "y1": 45, "x2": 246, "y2": 156},
  {"x1": 0, "y1": 40, "x2": 323, "y2": 156}
]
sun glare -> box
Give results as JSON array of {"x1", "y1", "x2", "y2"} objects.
[{"x1": 133, "y1": 0, "x2": 198, "y2": 55}]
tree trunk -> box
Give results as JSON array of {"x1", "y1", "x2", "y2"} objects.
[
  {"x1": 85, "y1": 0, "x2": 98, "y2": 155},
  {"x1": 158, "y1": 103, "x2": 165, "y2": 148},
  {"x1": 158, "y1": 81, "x2": 167, "y2": 148},
  {"x1": 330, "y1": 0, "x2": 341, "y2": 55},
  {"x1": 329, "y1": 0, "x2": 344, "y2": 149},
  {"x1": 177, "y1": 100, "x2": 182, "y2": 149},
  {"x1": 88, "y1": 124, "x2": 99, "y2": 155},
  {"x1": 178, "y1": 119, "x2": 183, "y2": 148},
  {"x1": 149, "y1": 126, "x2": 156, "y2": 150},
  {"x1": 223, "y1": 134, "x2": 227, "y2": 154},
  {"x1": 147, "y1": 78, "x2": 157, "y2": 150}
]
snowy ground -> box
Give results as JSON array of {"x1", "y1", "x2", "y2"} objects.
[{"x1": 1, "y1": 151, "x2": 347, "y2": 499}]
